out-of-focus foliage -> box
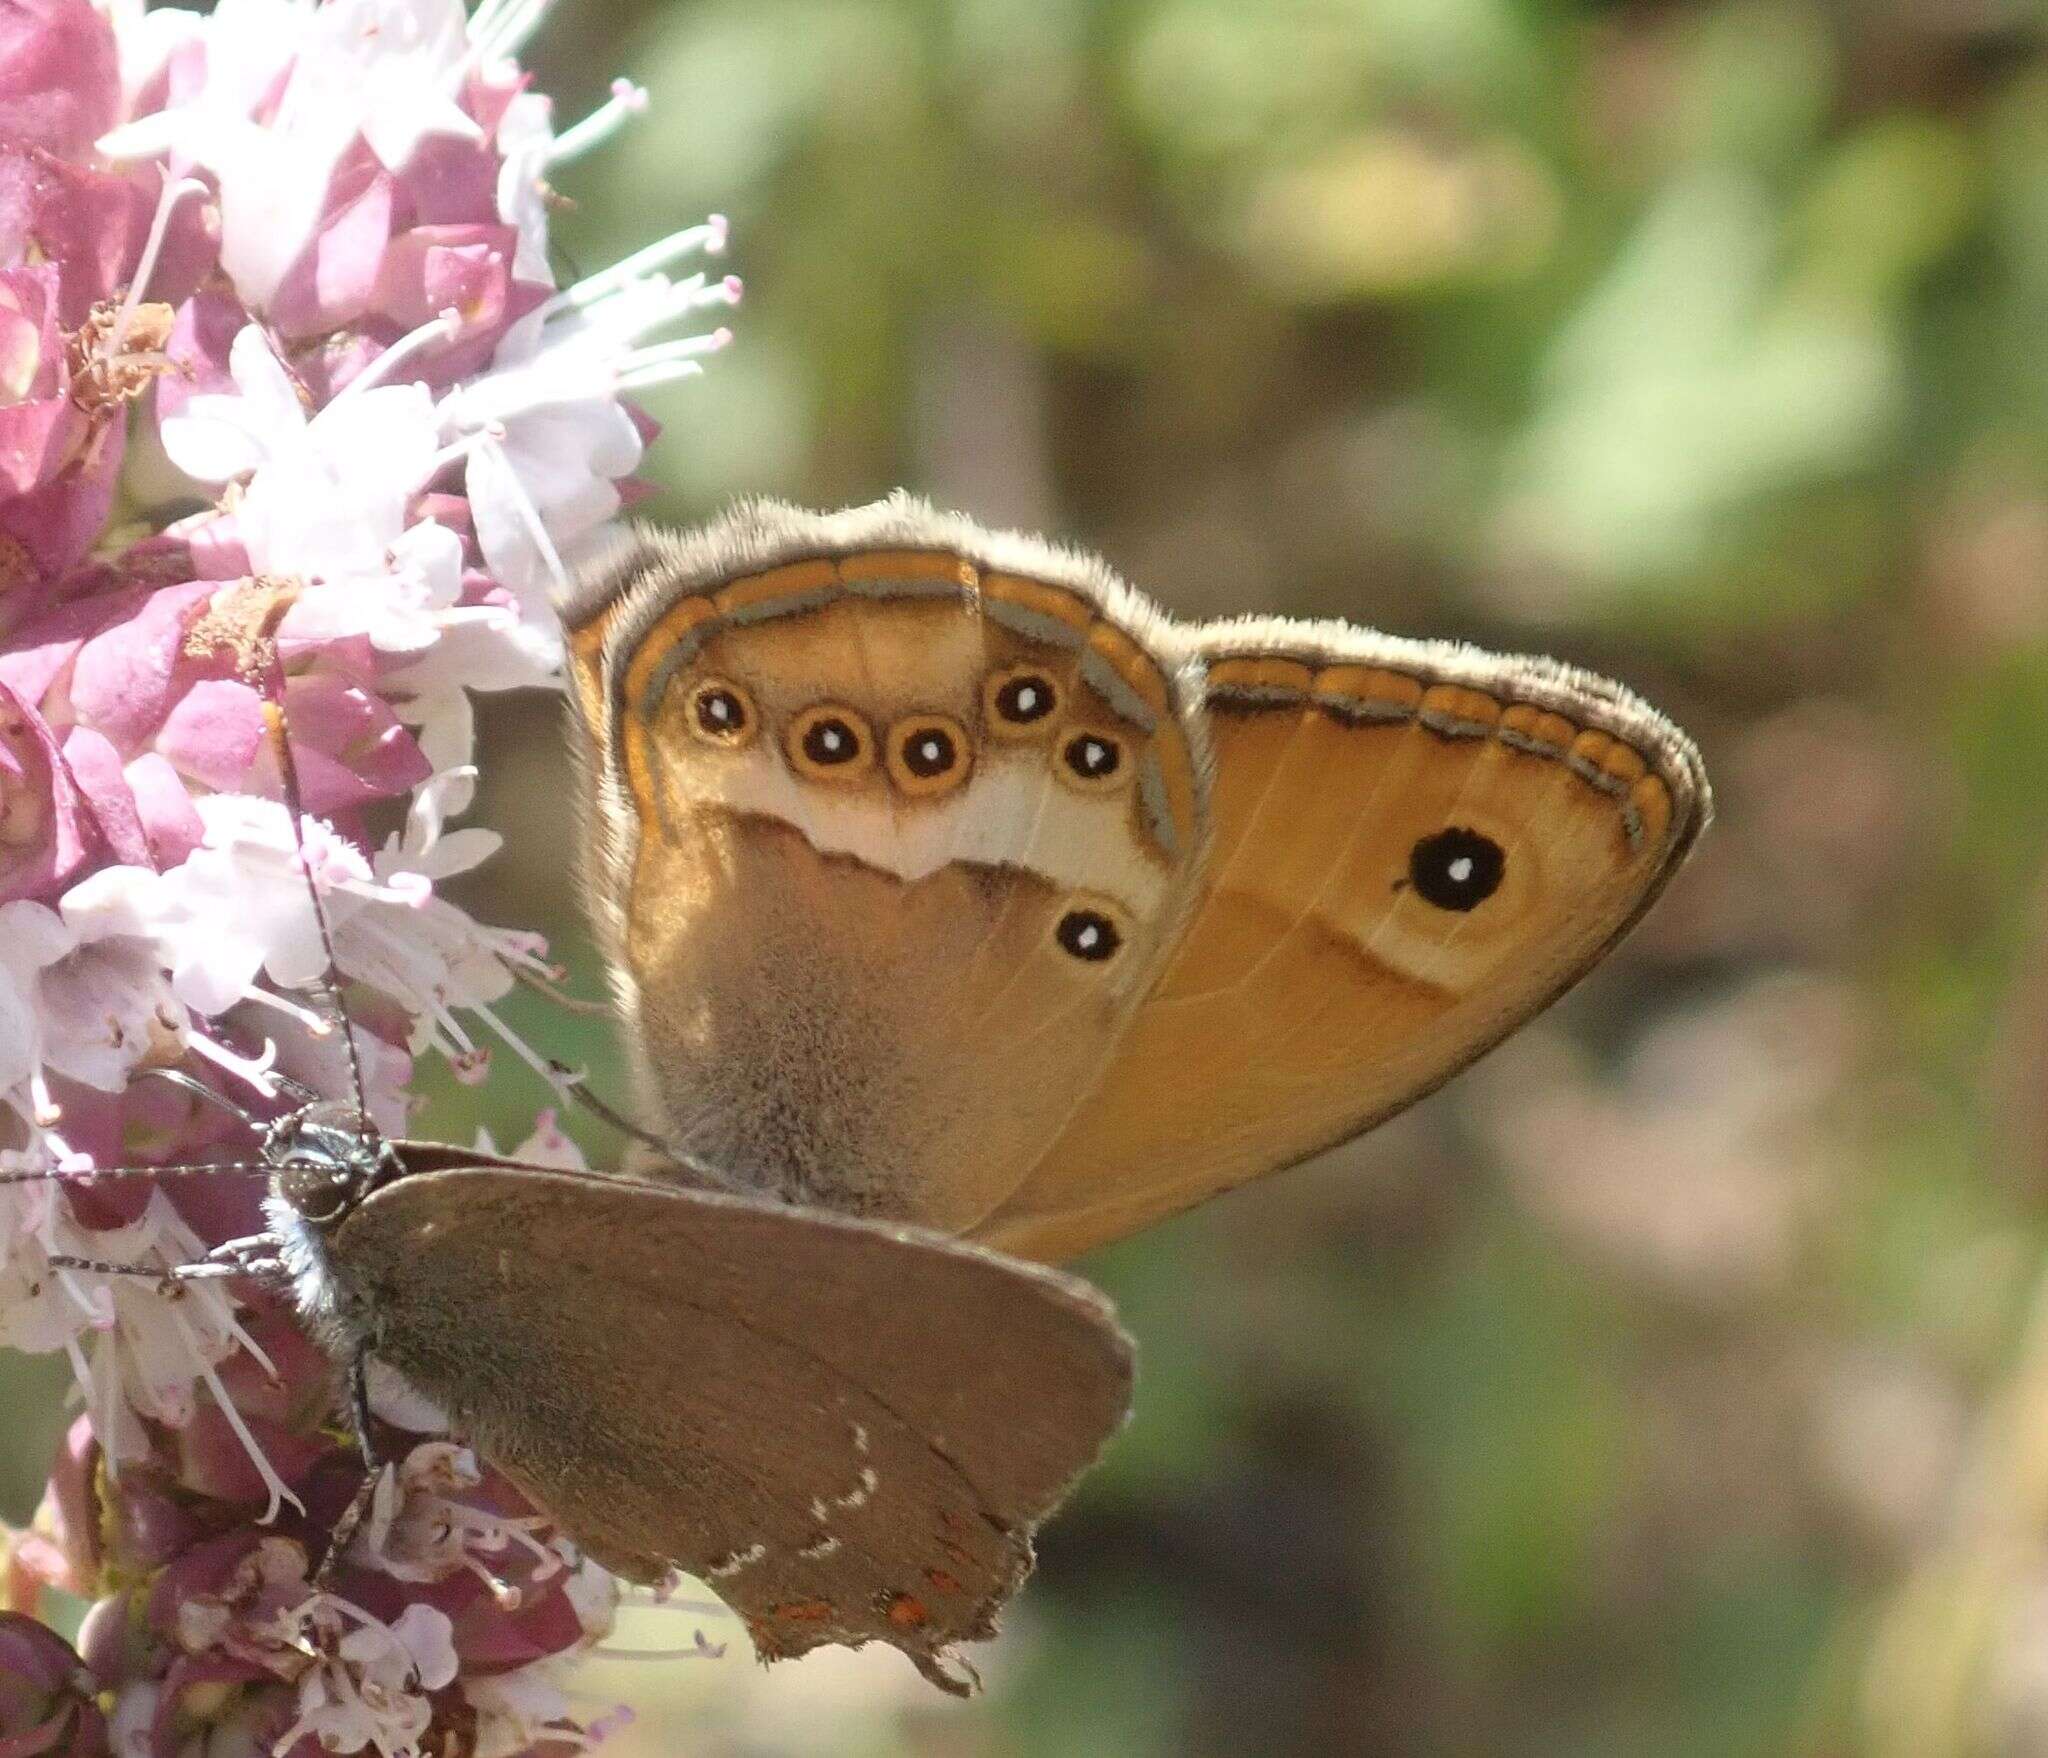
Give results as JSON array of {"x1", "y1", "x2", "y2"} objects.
[{"x1": 13, "y1": 0, "x2": 2044, "y2": 1752}]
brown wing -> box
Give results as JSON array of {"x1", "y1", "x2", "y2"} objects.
[
  {"x1": 975, "y1": 628, "x2": 1710, "y2": 1261},
  {"x1": 334, "y1": 1161, "x2": 1133, "y2": 1691}
]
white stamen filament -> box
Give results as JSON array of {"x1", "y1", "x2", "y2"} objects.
[
  {"x1": 187, "y1": 1025, "x2": 283, "y2": 1095},
  {"x1": 467, "y1": 0, "x2": 553, "y2": 62},
  {"x1": 468, "y1": 998, "x2": 571, "y2": 1091},
  {"x1": 539, "y1": 219, "x2": 727, "y2": 321},
  {"x1": 547, "y1": 79, "x2": 648, "y2": 166},
  {"x1": 113, "y1": 174, "x2": 209, "y2": 351},
  {"x1": 238, "y1": 986, "x2": 337, "y2": 1040},
  {"x1": 332, "y1": 310, "x2": 464, "y2": 401},
  {"x1": 477, "y1": 435, "x2": 570, "y2": 592},
  {"x1": 617, "y1": 328, "x2": 733, "y2": 375},
  {"x1": 173, "y1": 1305, "x2": 306, "y2": 1520}
]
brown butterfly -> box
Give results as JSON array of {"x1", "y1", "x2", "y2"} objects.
[
  {"x1": 560, "y1": 493, "x2": 1710, "y2": 1263},
  {"x1": 259, "y1": 1121, "x2": 1130, "y2": 1691}
]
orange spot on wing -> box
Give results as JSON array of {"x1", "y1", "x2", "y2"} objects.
[
  {"x1": 773, "y1": 1599, "x2": 835, "y2": 1623},
  {"x1": 924, "y1": 1568, "x2": 963, "y2": 1594},
  {"x1": 884, "y1": 1593, "x2": 930, "y2": 1628}
]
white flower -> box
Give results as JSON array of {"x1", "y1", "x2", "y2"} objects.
[
  {"x1": 296, "y1": 0, "x2": 478, "y2": 170},
  {"x1": 356, "y1": 1441, "x2": 565, "y2": 1601},
  {"x1": 45, "y1": 879, "x2": 189, "y2": 1091},
  {"x1": 476, "y1": 1108, "x2": 586, "y2": 1170},
  {"x1": 277, "y1": 1598, "x2": 460, "y2": 1758},
  {"x1": 0, "y1": 1184, "x2": 246, "y2": 1463},
  {"x1": 163, "y1": 327, "x2": 443, "y2": 582},
  {"x1": 100, "y1": 0, "x2": 482, "y2": 310},
  {"x1": 0, "y1": 890, "x2": 180, "y2": 1125},
  {"x1": 280, "y1": 520, "x2": 466, "y2": 662},
  {"x1": 492, "y1": 85, "x2": 558, "y2": 280},
  {"x1": 464, "y1": 1661, "x2": 578, "y2": 1758},
  {"x1": 0, "y1": 903, "x2": 63, "y2": 1126},
  {"x1": 440, "y1": 219, "x2": 736, "y2": 600}
]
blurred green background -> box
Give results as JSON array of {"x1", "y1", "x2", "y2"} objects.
[{"x1": 17, "y1": 0, "x2": 2048, "y2": 1751}]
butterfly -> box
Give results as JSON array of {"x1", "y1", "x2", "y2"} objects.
[{"x1": 560, "y1": 492, "x2": 1710, "y2": 1263}]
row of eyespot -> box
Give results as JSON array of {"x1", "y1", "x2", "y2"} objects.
[{"x1": 679, "y1": 666, "x2": 1130, "y2": 799}]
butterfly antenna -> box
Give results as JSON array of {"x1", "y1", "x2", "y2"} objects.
[
  {"x1": 134, "y1": 1067, "x2": 266, "y2": 1134},
  {"x1": 262, "y1": 693, "x2": 373, "y2": 1140},
  {"x1": 543, "y1": 1060, "x2": 747, "y2": 1196}
]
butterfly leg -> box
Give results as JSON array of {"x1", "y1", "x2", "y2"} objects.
[
  {"x1": 314, "y1": 1349, "x2": 384, "y2": 1585},
  {"x1": 44, "y1": 1239, "x2": 286, "y2": 1292}
]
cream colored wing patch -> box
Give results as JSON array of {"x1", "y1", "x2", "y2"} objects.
[
  {"x1": 563, "y1": 498, "x2": 1209, "y2": 1234},
  {"x1": 973, "y1": 629, "x2": 1708, "y2": 1262}
]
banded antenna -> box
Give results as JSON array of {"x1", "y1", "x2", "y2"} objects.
[{"x1": 261, "y1": 651, "x2": 373, "y2": 1141}]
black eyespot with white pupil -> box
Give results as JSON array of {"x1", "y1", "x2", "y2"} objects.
[
  {"x1": 1064, "y1": 733, "x2": 1120, "y2": 780},
  {"x1": 996, "y1": 674, "x2": 1055, "y2": 724},
  {"x1": 903, "y1": 728, "x2": 956, "y2": 778},
  {"x1": 695, "y1": 688, "x2": 746, "y2": 736},
  {"x1": 1056, "y1": 908, "x2": 1122, "y2": 962},
  {"x1": 1408, "y1": 827, "x2": 1506, "y2": 912},
  {"x1": 803, "y1": 718, "x2": 859, "y2": 765}
]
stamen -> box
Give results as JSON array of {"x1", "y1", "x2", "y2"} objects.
[
  {"x1": 469, "y1": 999, "x2": 577, "y2": 1095},
  {"x1": 616, "y1": 359, "x2": 714, "y2": 395},
  {"x1": 187, "y1": 1025, "x2": 282, "y2": 1096},
  {"x1": 617, "y1": 329, "x2": 733, "y2": 375},
  {"x1": 547, "y1": 79, "x2": 648, "y2": 166},
  {"x1": 238, "y1": 985, "x2": 336, "y2": 1040},
  {"x1": 468, "y1": 0, "x2": 553, "y2": 60},
  {"x1": 332, "y1": 310, "x2": 464, "y2": 401},
  {"x1": 539, "y1": 219, "x2": 727, "y2": 321},
  {"x1": 174, "y1": 1307, "x2": 305, "y2": 1521},
  {"x1": 113, "y1": 174, "x2": 208, "y2": 351}
]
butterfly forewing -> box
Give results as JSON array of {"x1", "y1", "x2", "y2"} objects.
[{"x1": 333, "y1": 1155, "x2": 1135, "y2": 1689}]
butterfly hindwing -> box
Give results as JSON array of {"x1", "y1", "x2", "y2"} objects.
[{"x1": 337, "y1": 1157, "x2": 1134, "y2": 1691}]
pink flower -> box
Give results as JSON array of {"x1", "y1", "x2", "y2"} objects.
[
  {"x1": 0, "y1": 266, "x2": 81, "y2": 490},
  {"x1": 0, "y1": 1611, "x2": 108, "y2": 1758},
  {"x1": 0, "y1": 0, "x2": 735, "y2": 1748},
  {"x1": 0, "y1": 0, "x2": 118, "y2": 162},
  {"x1": 0, "y1": 682, "x2": 88, "y2": 902}
]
